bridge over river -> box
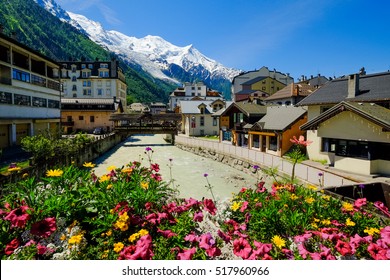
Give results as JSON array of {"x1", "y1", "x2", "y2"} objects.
[{"x1": 110, "y1": 112, "x2": 181, "y2": 143}]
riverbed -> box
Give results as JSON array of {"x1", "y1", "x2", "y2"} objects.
[{"x1": 93, "y1": 134, "x2": 264, "y2": 202}]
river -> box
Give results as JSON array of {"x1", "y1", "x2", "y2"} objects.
[{"x1": 92, "y1": 134, "x2": 265, "y2": 202}]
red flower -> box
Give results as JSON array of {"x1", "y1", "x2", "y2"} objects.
[
  {"x1": 335, "y1": 240, "x2": 352, "y2": 256},
  {"x1": 5, "y1": 238, "x2": 20, "y2": 255},
  {"x1": 354, "y1": 198, "x2": 367, "y2": 208},
  {"x1": 205, "y1": 247, "x2": 221, "y2": 258},
  {"x1": 217, "y1": 230, "x2": 231, "y2": 243},
  {"x1": 4, "y1": 205, "x2": 31, "y2": 228},
  {"x1": 203, "y1": 199, "x2": 217, "y2": 215},
  {"x1": 30, "y1": 217, "x2": 57, "y2": 238},
  {"x1": 367, "y1": 243, "x2": 388, "y2": 260},
  {"x1": 119, "y1": 235, "x2": 154, "y2": 260},
  {"x1": 177, "y1": 247, "x2": 197, "y2": 260},
  {"x1": 157, "y1": 228, "x2": 177, "y2": 238},
  {"x1": 233, "y1": 237, "x2": 252, "y2": 259},
  {"x1": 150, "y1": 163, "x2": 160, "y2": 172}
]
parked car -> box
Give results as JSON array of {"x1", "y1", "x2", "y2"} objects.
[{"x1": 93, "y1": 127, "x2": 104, "y2": 135}]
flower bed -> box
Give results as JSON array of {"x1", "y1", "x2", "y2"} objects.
[{"x1": 1, "y1": 148, "x2": 389, "y2": 260}]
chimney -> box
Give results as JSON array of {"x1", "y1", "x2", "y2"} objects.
[{"x1": 348, "y1": 73, "x2": 359, "y2": 98}]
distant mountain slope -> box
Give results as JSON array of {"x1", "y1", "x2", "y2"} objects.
[
  {"x1": 0, "y1": 0, "x2": 176, "y2": 103},
  {"x1": 36, "y1": 0, "x2": 241, "y2": 99}
]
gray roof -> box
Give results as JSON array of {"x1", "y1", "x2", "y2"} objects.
[
  {"x1": 236, "y1": 89, "x2": 258, "y2": 95},
  {"x1": 253, "y1": 106, "x2": 307, "y2": 131},
  {"x1": 297, "y1": 72, "x2": 390, "y2": 106},
  {"x1": 301, "y1": 101, "x2": 390, "y2": 131},
  {"x1": 241, "y1": 76, "x2": 268, "y2": 85},
  {"x1": 212, "y1": 101, "x2": 234, "y2": 116},
  {"x1": 234, "y1": 101, "x2": 268, "y2": 116},
  {"x1": 179, "y1": 100, "x2": 215, "y2": 114}
]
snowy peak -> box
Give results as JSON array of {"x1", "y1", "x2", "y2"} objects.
[{"x1": 36, "y1": 0, "x2": 240, "y2": 96}]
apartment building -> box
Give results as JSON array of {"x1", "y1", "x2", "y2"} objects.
[{"x1": 0, "y1": 32, "x2": 61, "y2": 148}]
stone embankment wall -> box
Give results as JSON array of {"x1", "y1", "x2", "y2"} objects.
[{"x1": 175, "y1": 136, "x2": 358, "y2": 187}]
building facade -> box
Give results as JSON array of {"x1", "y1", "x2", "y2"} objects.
[
  {"x1": 169, "y1": 81, "x2": 223, "y2": 111},
  {"x1": 0, "y1": 33, "x2": 61, "y2": 148},
  {"x1": 60, "y1": 59, "x2": 127, "y2": 107}
]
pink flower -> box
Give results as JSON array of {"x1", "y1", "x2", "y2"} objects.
[
  {"x1": 240, "y1": 201, "x2": 249, "y2": 212},
  {"x1": 367, "y1": 243, "x2": 388, "y2": 260},
  {"x1": 290, "y1": 135, "x2": 312, "y2": 146},
  {"x1": 374, "y1": 201, "x2": 390, "y2": 217},
  {"x1": 217, "y1": 230, "x2": 231, "y2": 243},
  {"x1": 177, "y1": 247, "x2": 197, "y2": 260},
  {"x1": 4, "y1": 205, "x2": 31, "y2": 229},
  {"x1": 380, "y1": 226, "x2": 390, "y2": 245},
  {"x1": 151, "y1": 173, "x2": 162, "y2": 181},
  {"x1": 184, "y1": 198, "x2": 200, "y2": 209},
  {"x1": 30, "y1": 217, "x2": 56, "y2": 238},
  {"x1": 184, "y1": 232, "x2": 198, "y2": 243},
  {"x1": 4, "y1": 238, "x2": 20, "y2": 255},
  {"x1": 354, "y1": 198, "x2": 367, "y2": 208},
  {"x1": 203, "y1": 199, "x2": 217, "y2": 215},
  {"x1": 150, "y1": 163, "x2": 160, "y2": 172},
  {"x1": 157, "y1": 228, "x2": 177, "y2": 238},
  {"x1": 145, "y1": 213, "x2": 158, "y2": 225},
  {"x1": 233, "y1": 237, "x2": 252, "y2": 259},
  {"x1": 335, "y1": 240, "x2": 352, "y2": 256},
  {"x1": 297, "y1": 243, "x2": 310, "y2": 259},
  {"x1": 205, "y1": 247, "x2": 221, "y2": 258},
  {"x1": 198, "y1": 233, "x2": 215, "y2": 250},
  {"x1": 249, "y1": 241, "x2": 272, "y2": 259},
  {"x1": 37, "y1": 243, "x2": 48, "y2": 255},
  {"x1": 119, "y1": 235, "x2": 154, "y2": 260},
  {"x1": 193, "y1": 211, "x2": 203, "y2": 222}
]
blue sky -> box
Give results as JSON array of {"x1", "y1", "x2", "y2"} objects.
[{"x1": 55, "y1": 0, "x2": 390, "y2": 81}]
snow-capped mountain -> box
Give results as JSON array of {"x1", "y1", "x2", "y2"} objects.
[{"x1": 35, "y1": 0, "x2": 240, "y2": 93}]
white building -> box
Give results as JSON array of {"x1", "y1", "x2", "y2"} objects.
[
  {"x1": 169, "y1": 81, "x2": 223, "y2": 111},
  {"x1": 0, "y1": 32, "x2": 61, "y2": 148},
  {"x1": 60, "y1": 59, "x2": 127, "y2": 108}
]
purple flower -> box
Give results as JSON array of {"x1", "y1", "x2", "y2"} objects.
[
  {"x1": 318, "y1": 172, "x2": 323, "y2": 177},
  {"x1": 203, "y1": 173, "x2": 208, "y2": 177},
  {"x1": 253, "y1": 165, "x2": 260, "y2": 170},
  {"x1": 145, "y1": 147, "x2": 152, "y2": 152},
  {"x1": 169, "y1": 158, "x2": 173, "y2": 162},
  {"x1": 358, "y1": 184, "x2": 365, "y2": 189}
]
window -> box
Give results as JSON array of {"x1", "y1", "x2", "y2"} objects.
[
  {"x1": 71, "y1": 66, "x2": 77, "y2": 72},
  {"x1": 269, "y1": 136, "x2": 278, "y2": 151},
  {"x1": 100, "y1": 63, "x2": 108, "y2": 68},
  {"x1": 82, "y1": 71, "x2": 90, "y2": 78},
  {"x1": 79, "y1": 116, "x2": 84, "y2": 120},
  {"x1": 81, "y1": 64, "x2": 86, "y2": 69},
  {"x1": 72, "y1": 85, "x2": 77, "y2": 91},
  {"x1": 90, "y1": 116, "x2": 95, "y2": 122},
  {"x1": 13, "y1": 69, "x2": 30, "y2": 82},
  {"x1": 200, "y1": 116, "x2": 205, "y2": 126},
  {"x1": 67, "y1": 116, "x2": 72, "y2": 122},
  {"x1": 88, "y1": 64, "x2": 93, "y2": 69},
  {"x1": 99, "y1": 71, "x2": 109, "y2": 77},
  {"x1": 106, "y1": 81, "x2": 111, "y2": 86},
  {"x1": 200, "y1": 129, "x2": 205, "y2": 136},
  {"x1": 97, "y1": 89, "x2": 103, "y2": 95},
  {"x1": 72, "y1": 76, "x2": 77, "y2": 82},
  {"x1": 48, "y1": 100, "x2": 60, "y2": 108},
  {"x1": 200, "y1": 107, "x2": 205, "y2": 114},
  {"x1": 321, "y1": 138, "x2": 337, "y2": 152},
  {"x1": 14, "y1": 94, "x2": 31, "y2": 106},
  {"x1": 106, "y1": 89, "x2": 111, "y2": 95},
  {"x1": 32, "y1": 97, "x2": 47, "y2": 107},
  {"x1": 213, "y1": 117, "x2": 217, "y2": 126},
  {"x1": 0, "y1": 92, "x2": 12, "y2": 104},
  {"x1": 83, "y1": 89, "x2": 92, "y2": 96},
  {"x1": 83, "y1": 81, "x2": 91, "y2": 87}
]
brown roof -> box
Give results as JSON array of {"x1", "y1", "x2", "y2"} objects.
[{"x1": 265, "y1": 83, "x2": 315, "y2": 101}]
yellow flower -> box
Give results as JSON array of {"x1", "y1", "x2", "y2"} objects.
[
  {"x1": 113, "y1": 242, "x2": 124, "y2": 253},
  {"x1": 308, "y1": 185, "x2": 318, "y2": 191},
  {"x1": 271, "y1": 235, "x2": 286, "y2": 249},
  {"x1": 313, "y1": 218, "x2": 320, "y2": 223},
  {"x1": 99, "y1": 174, "x2": 110, "y2": 183},
  {"x1": 140, "y1": 181, "x2": 149, "y2": 190},
  {"x1": 68, "y1": 234, "x2": 83, "y2": 245},
  {"x1": 305, "y1": 197, "x2": 315, "y2": 204},
  {"x1": 107, "y1": 184, "x2": 113, "y2": 190},
  {"x1": 60, "y1": 234, "x2": 67, "y2": 241},
  {"x1": 8, "y1": 167, "x2": 21, "y2": 172},
  {"x1": 128, "y1": 233, "x2": 140, "y2": 243},
  {"x1": 290, "y1": 194, "x2": 298, "y2": 200},
  {"x1": 364, "y1": 227, "x2": 380, "y2": 236},
  {"x1": 311, "y1": 222, "x2": 318, "y2": 229},
  {"x1": 46, "y1": 169, "x2": 63, "y2": 177},
  {"x1": 138, "y1": 229, "x2": 149, "y2": 236},
  {"x1": 107, "y1": 165, "x2": 117, "y2": 171},
  {"x1": 322, "y1": 195, "x2": 331, "y2": 201},
  {"x1": 342, "y1": 202, "x2": 354, "y2": 212},
  {"x1": 121, "y1": 168, "x2": 133, "y2": 174},
  {"x1": 321, "y1": 219, "x2": 331, "y2": 226},
  {"x1": 83, "y1": 162, "x2": 96, "y2": 168},
  {"x1": 231, "y1": 201, "x2": 242, "y2": 212},
  {"x1": 105, "y1": 230, "x2": 112, "y2": 237},
  {"x1": 114, "y1": 221, "x2": 128, "y2": 231},
  {"x1": 22, "y1": 173, "x2": 29, "y2": 178},
  {"x1": 345, "y1": 218, "x2": 355, "y2": 227},
  {"x1": 118, "y1": 212, "x2": 129, "y2": 222}
]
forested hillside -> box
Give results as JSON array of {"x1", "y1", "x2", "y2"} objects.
[{"x1": 0, "y1": 0, "x2": 176, "y2": 103}]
